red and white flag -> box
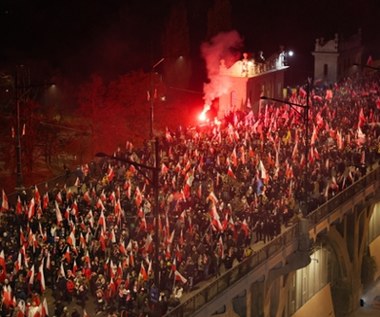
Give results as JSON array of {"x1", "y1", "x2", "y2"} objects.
[
  {"x1": 358, "y1": 107, "x2": 366, "y2": 127},
  {"x1": 42, "y1": 192, "x2": 49, "y2": 210},
  {"x1": 16, "y1": 196, "x2": 23, "y2": 215},
  {"x1": 98, "y1": 209, "x2": 107, "y2": 232},
  {"x1": 227, "y1": 165, "x2": 236, "y2": 179},
  {"x1": 1, "y1": 189, "x2": 9, "y2": 212},
  {"x1": 83, "y1": 190, "x2": 91, "y2": 204},
  {"x1": 41, "y1": 298, "x2": 49, "y2": 317},
  {"x1": 209, "y1": 204, "x2": 223, "y2": 231},
  {"x1": 174, "y1": 270, "x2": 188, "y2": 284},
  {"x1": 28, "y1": 264, "x2": 35, "y2": 285},
  {"x1": 67, "y1": 229, "x2": 76, "y2": 248},
  {"x1": 28, "y1": 198, "x2": 36, "y2": 220},
  {"x1": 107, "y1": 165, "x2": 115, "y2": 182},
  {"x1": 135, "y1": 186, "x2": 143, "y2": 207},
  {"x1": 2, "y1": 285, "x2": 12, "y2": 307},
  {"x1": 139, "y1": 262, "x2": 148, "y2": 281},
  {"x1": 38, "y1": 261, "x2": 46, "y2": 292}
]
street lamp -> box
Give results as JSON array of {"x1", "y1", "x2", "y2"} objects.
[
  {"x1": 96, "y1": 137, "x2": 161, "y2": 286},
  {"x1": 149, "y1": 58, "x2": 165, "y2": 139},
  {"x1": 260, "y1": 79, "x2": 311, "y2": 216}
]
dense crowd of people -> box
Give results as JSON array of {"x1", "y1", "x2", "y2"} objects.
[{"x1": 0, "y1": 71, "x2": 380, "y2": 317}]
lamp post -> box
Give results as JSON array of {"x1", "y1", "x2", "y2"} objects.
[
  {"x1": 15, "y1": 77, "x2": 23, "y2": 191},
  {"x1": 261, "y1": 79, "x2": 311, "y2": 216},
  {"x1": 96, "y1": 137, "x2": 161, "y2": 286},
  {"x1": 13, "y1": 67, "x2": 55, "y2": 191},
  {"x1": 149, "y1": 58, "x2": 165, "y2": 139}
]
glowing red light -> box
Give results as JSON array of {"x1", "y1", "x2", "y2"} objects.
[{"x1": 198, "y1": 104, "x2": 211, "y2": 122}]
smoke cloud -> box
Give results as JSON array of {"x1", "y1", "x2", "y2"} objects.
[{"x1": 201, "y1": 30, "x2": 243, "y2": 106}]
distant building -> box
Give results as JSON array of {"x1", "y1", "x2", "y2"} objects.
[
  {"x1": 217, "y1": 51, "x2": 289, "y2": 118},
  {"x1": 312, "y1": 29, "x2": 363, "y2": 85}
]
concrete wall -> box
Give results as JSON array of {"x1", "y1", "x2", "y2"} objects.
[{"x1": 292, "y1": 284, "x2": 335, "y2": 317}]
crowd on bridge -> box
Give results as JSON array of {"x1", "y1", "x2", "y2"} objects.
[{"x1": 0, "y1": 71, "x2": 380, "y2": 317}]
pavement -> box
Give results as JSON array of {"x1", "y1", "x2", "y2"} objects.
[{"x1": 348, "y1": 279, "x2": 380, "y2": 316}]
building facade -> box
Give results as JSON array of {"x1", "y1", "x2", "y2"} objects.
[
  {"x1": 312, "y1": 30, "x2": 363, "y2": 85},
  {"x1": 217, "y1": 52, "x2": 288, "y2": 118}
]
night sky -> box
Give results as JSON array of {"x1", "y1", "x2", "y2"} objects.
[{"x1": 1, "y1": 0, "x2": 379, "y2": 85}]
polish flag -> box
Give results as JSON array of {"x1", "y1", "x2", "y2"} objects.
[
  {"x1": 96, "y1": 198, "x2": 105, "y2": 211},
  {"x1": 161, "y1": 163, "x2": 169, "y2": 175},
  {"x1": 64, "y1": 247, "x2": 71, "y2": 263},
  {"x1": 358, "y1": 107, "x2": 366, "y2": 127},
  {"x1": 56, "y1": 191, "x2": 62, "y2": 204},
  {"x1": 144, "y1": 233, "x2": 153, "y2": 252},
  {"x1": 209, "y1": 204, "x2": 223, "y2": 231},
  {"x1": 67, "y1": 230, "x2": 76, "y2": 248},
  {"x1": 38, "y1": 261, "x2": 46, "y2": 292},
  {"x1": 147, "y1": 258, "x2": 153, "y2": 277},
  {"x1": 124, "y1": 179, "x2": 131, "y2": 199},
  {"x1": 88, "y1": 210, "x2": 94, "y2": 228},
  {"x1": 42, "y1": 192, "x2": 49, "y2": 210},
  {"x1": 73, "y1": 259, "x2": 78, "y2": 275},
  {"x1": 241, "y1": 219, "x2": 250, "y2": 237},
  {"x1": 55, "y1": 201, "x2": 63, "y2": 224},
  {"x1": 310, "y1": 125, "x2": 318, "y2": 145},
  {"x1": 119, "y1": 240, "x2": 126, "y2": 255},
  {"x1": 1, "y1": 189, "x2": 9, "y2": 211},
  {"x1": 74, "y1": 177, "x2": 80, "y2": 187},
  {"x1": 107, "y1": 165, "x2": 115, "y2": 182},
  {"x1": 28, "y1": 198, "x2": 36, "y2": 220},
  {"x1": 28, "y1": 264, "x2": 35, "y2": 285},
  {"x1": 139, "y1": 262, "x2": 148, "y2": 281},
  {"x1": 109, "y1": 191, "x2": 116, "y2": 204},
  {"x1": 83, "y1": 250, "x2": 91, "y2": 266},
  {"x1": 41, "y1": 298, "x2": 49, "y2": 317},
  {"x1": 227, "y1": 165, "x2": 236, "y2": 179},
  {"x1": 258, "y1": 160, "x2": 269, "y2": 183},
  {"x1": 98, "y1": 209, "x2": 107, "y2": 232},
  {"x1": 207, "y1": 191, "x2": 219, "y2": 205},
  {"x1": 110, "y1": 228, "x2": 116, "y2": 243},
  {"x1": 135, "y1": 186, "x2": 143, "y2": 207},
  {"x1": 16, "y1": 196, "x2": 23, "y2": 215},
  {"x1": 100, "y1": 189, "x2": 106, "y2": 202},
  {"x1": 99, "y1": 229, "x2": 106, "y2": 251},
  {"x1": 174, "y1": 270, "x2": 188, "y2": 284},
  {"x1": 71, "y1": 200, "x2": 79, "y2": 217},
  {"x1": 0, "y1": 250, "x2": 6, "y2": 273},
  {"x1": 230, "y1": 147, "x2": 238, "y2": 167},
  {"x1": 2, "y1": 285, "x2": 12, "y2": 307},
  {"x1": 80, "y1": 233, "x2": 86, "y2": 249},
  {"x1": 166, "y1": 230, "x2": 175, "y2": 245},
  {"x1": 60, "y1": 262, "x2": 66, "y2": 278},
  {"x1": 83, "y1": 190, "x2": 91, "y2": 204},
  {"x1": 15, "y1": 251, "x2": 22, "y2": 272},
  {"x1": 16, "y1": 298, "x2": 26, "y2": 317}
]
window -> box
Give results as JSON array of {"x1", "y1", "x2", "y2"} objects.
[{"x1": 323, "y1": 64, "x2": 328, "y2": 77}]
